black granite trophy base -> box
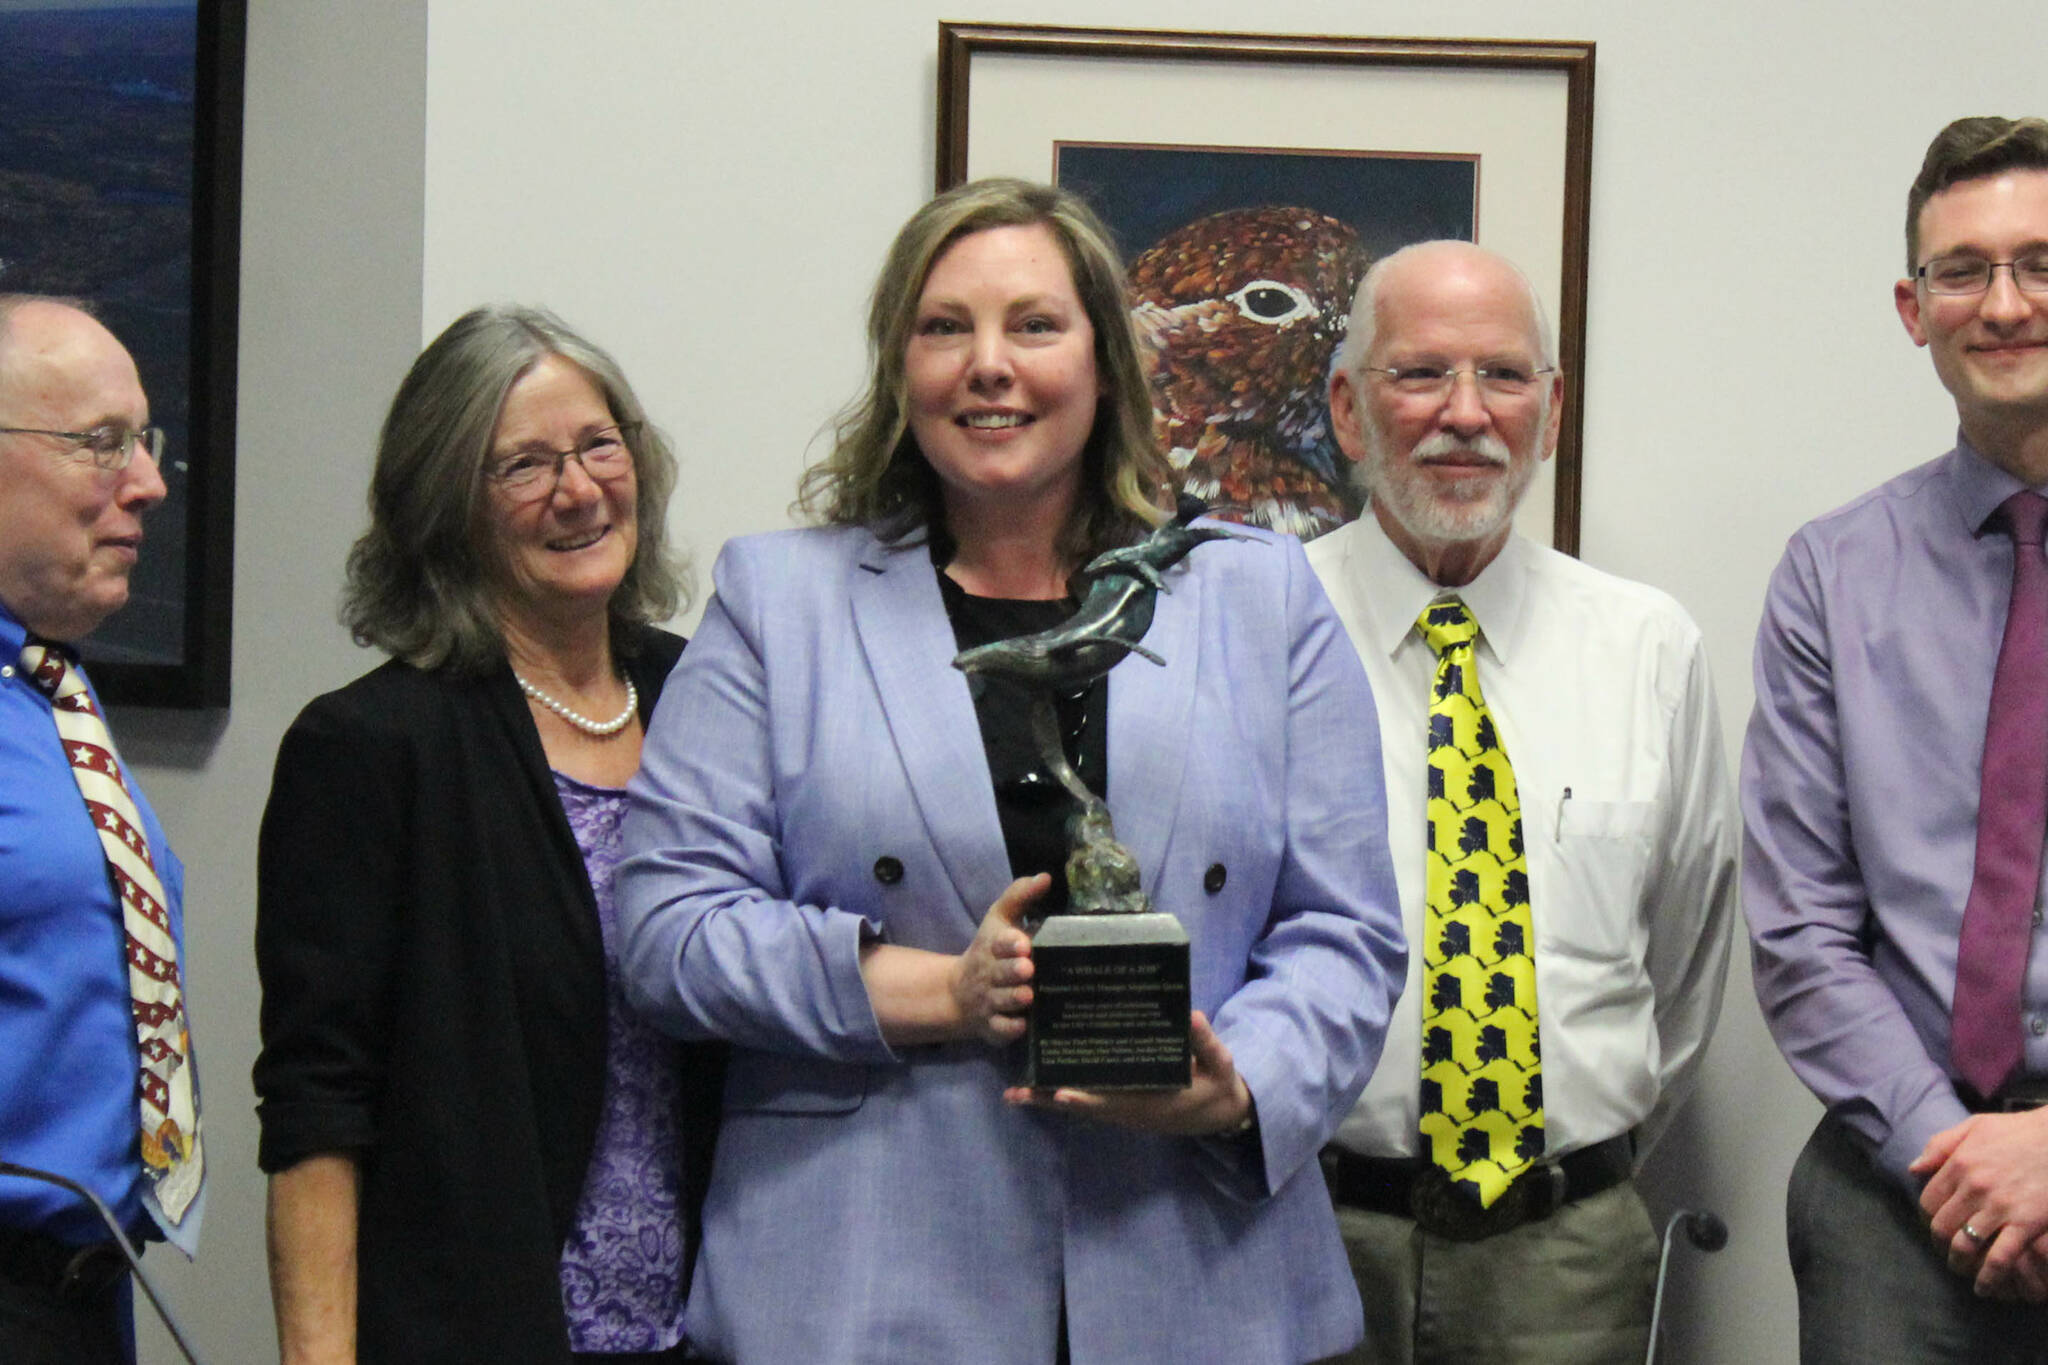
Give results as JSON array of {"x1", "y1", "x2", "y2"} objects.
[{"x1": 1024, "y1": 912, "x2": 1191, "y2": 1090}]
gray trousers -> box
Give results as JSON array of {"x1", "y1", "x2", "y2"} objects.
[
  {"x1": 1321, "y1": 1180, "x2": 1656, "y2": 1365},
  {"x1": 1789, "y1": 1113, "x2": 2048, "y2": 1364}
]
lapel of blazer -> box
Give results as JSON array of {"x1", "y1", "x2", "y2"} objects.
[
  {"x1": 1106, "y1": 556, "x2": 1203, "y2": 896},
  {"x1": 849, "y1": 534, "x2": 1010, "y2": 926}
]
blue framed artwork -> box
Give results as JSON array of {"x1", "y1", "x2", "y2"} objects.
[
  {"x1": 937, "y1": 23, "x2": 1594, "y2": 553},
  {"x1": 0, "y1": 0, "x2": 245, "y2": 707}
]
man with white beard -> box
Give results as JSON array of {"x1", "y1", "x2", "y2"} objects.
[{"x1": 1304, "y1": 241, "x2": 1738, "y2": 1365}]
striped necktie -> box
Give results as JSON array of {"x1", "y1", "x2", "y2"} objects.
[
  {"x1": 1416, "y1": 598, "x2": 1543, "y2": 1208},
  {"x1": 19, "y1": 639, "x2": 203, "y2": 1224}
]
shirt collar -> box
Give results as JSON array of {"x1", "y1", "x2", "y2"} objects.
[
  {"x1": 0, "y1": 602, "x2": 80, "y2": 686},
  {"x1": 1342, "y1": 511, "x2": 1531, "y2": 665},
  {"x1": 0, "y1": 599, "x2": 27, "y2": 663},
  {"x1": 1949, "y1": 431, "x2": 2048, "y2": 535}
]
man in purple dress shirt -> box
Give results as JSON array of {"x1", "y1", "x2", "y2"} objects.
[{"x1": 1743, "y1": 116, "x2": 2048, "y2": 1361}]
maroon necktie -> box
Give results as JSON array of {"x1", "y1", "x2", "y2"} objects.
[{"x1": 1953, "y1": 490, "x2": 2048, "y2": 1100}]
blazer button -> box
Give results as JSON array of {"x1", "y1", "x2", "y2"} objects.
[
  {"x1": 1203, "y1": 863, "x2": 1227, "y2": 894},
  {"x1": 873, "y1": 856, "x2": 904, "y2": 886}
]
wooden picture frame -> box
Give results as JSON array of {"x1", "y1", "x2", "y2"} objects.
[{"x1": 937, "y1": 23, "x2": 1594, "y2": 553}]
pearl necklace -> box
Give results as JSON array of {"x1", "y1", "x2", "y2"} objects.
[{"x1": 513, "y1": 670, "x2": 638, "y2": 737}]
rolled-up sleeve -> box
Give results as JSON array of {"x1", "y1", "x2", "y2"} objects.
[{"x1": 252, "y1": 703, "x2": 406, "y2": 1172}]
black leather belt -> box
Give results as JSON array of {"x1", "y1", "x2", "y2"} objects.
[
  {"x1": 0, "y1": 1225, "x2": 129, "y2": 1299},
  {"x1": 1321, "y1": 1133, "x2": 1634, "y2": 1243},
  {"x1": 1964, "y1": 1078, "x2": 2048, "y2": 1113}
]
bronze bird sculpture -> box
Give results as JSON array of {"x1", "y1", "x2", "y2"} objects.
[
  {"x1": 952, "y1": 509, "x2": 1252, "y2": 894},
  {"x1": 952, "y1": 513, "x2": 1250, "y2": 696},
  {"x1": 952, "y1": 508, "x2": 1251, "y2": 811},
  {"x1": 1128, "y1": 206, "x2": 1371, "y2": 541}
]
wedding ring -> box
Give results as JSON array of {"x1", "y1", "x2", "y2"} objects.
[{"x1": 1963, "y1": 1222, "x2": 1987, "y2": 1243}]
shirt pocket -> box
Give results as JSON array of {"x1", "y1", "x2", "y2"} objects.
[
  {"x1": 1538, "y1": 798, "x2": 1657, "y2": 960},
  {"x1": 1558, "y1": 798, "x2": 1656, "y2": 840}
]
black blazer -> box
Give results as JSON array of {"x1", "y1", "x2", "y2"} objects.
[{"x1": 253, "y1": 628, "x2": 721, "y2": 1363}]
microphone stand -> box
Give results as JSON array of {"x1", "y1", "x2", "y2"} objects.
[
  {"x1": 1644, "y1": 1208, "x2": 1728, "y2": 1365},
  {"x1": 0, "y1": 1159, "x2": 206, "y2": 1364}
]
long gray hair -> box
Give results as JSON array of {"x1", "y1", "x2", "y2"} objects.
[{"x1": 341, "y1": 305, "x2": 687, "y2": 672}]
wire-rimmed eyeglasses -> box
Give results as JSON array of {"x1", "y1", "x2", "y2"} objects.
[
  {"x1": 1916, "y1": 254, "x2": 2048, "y2": 296},
  {"x1": 0, "y1": 423, "x2": 167, "y2": 472},
  {"x1": 1359, "y1": 363, "x2": 1558, "y2": 402},
  {"x1": 483, "y1": 423, "x2": 639, "y2": 502}
]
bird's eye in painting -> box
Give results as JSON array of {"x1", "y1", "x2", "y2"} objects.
[
  {"x1": 1226, "y1": 280, "x2": 1316, "y2": 327},
  {"x1": 1125, "y1": 204, "x2": 1371, "y2": 541}
]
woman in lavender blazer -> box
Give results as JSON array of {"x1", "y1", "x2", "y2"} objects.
[{"x1": 618, "y1": 180, "x2": 1405, "y2": 1365}]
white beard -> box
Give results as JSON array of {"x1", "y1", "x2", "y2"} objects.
[{"x1": 1355, "y1": 421, "x2": 1539, "y2": 547}]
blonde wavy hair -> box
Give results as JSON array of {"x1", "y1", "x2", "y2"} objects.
[{"x1": 799, "y1": 178, "x2": 1169, "y2": 566}]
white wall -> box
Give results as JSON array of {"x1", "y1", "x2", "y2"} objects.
[
  {"x1": 114, "y1": 3, "x2": 428, "y2": 1361},
  {"x1": 112, "y1": 1, "x2": 2043, "y2": 1360}
]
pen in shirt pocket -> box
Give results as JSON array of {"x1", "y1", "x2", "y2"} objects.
[{"x1": 1557, "y1": 786, "x2": 1572, "y2": 838}]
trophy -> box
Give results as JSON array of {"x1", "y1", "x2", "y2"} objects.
[{"x1": 953, "y1": 510, "x2": 1247, "y2": 1090}]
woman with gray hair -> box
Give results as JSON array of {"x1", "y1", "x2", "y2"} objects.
[{"x1": 253, "y1": 305, "x2": 721, "y2": 1363}]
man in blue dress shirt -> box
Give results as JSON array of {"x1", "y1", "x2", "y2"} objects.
[
  {"x1": 1744, "y1": 117, "x2": 2048, "y2": 1361},
  {"x1": 0, "y1": 295, "x2": 198, "y2": 1363}
]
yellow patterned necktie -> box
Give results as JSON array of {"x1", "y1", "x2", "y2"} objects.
[{"x1": 1417, "y1": 598, "x2": 1542, "y2": 1208}]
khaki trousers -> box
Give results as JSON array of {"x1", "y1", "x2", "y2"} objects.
[{"x1": 1321, "y1": 1179, "x2": 1656, "y2": 1365}]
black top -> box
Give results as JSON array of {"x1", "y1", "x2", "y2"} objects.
[
  {"x1": 936, "y1": 566, "x2": 1108, "y2": 912},
  {"x1": 252, "y1": 627, "x2": 722, "y2": 1364}
]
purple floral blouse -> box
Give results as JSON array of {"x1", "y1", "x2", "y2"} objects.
[{"x1": 555, "y1": 772, "x2": 688, "y2": 1353}]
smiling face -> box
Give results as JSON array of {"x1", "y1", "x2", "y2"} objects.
[
  {"x1": 904, "y1": 222, "x2": 1102, "y2": 536},
  {"x1": 1329, "y1": 243, "x2": 1560, "y2": 584},
  {"x1": 478, "y1": 353, "x2": 638, "y2": 643},
  {"x1": 1896, "y1": 169, "x2": 2048, "y2": 464},
  {"x1": 0, "y1": 302, "x2": 166, "y2": 641}
]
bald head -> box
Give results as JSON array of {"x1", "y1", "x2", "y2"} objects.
[
  {"x1": 0, "y1": 293, "x2": 91, "y2": 368},
  {"x1": 0, "y1": 298, "x2": 164, "y2": 641},
  {"x1": 1325, "y1": 241, "x2": 1563, "y2": 586},
  {"x1": 1335, "y1": 241, "x2": 1555, "y2": 379}
]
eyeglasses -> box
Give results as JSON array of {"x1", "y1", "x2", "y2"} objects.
[
  {"x1": 1360, "y1": 364, "x2": 1558, "y2": 402},
  {"x1": 0, "y1": 423, "x2": 167, "y2": 472},
  {"x1": 1916, "y1": 254, "x2": 2048, "y2": 296},
  {"x1": 484, "y1": 423, "x2": 638, "y2": 501}
]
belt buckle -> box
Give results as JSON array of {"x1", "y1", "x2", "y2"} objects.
[
  {"x1": 1410, "y1": 1165, "x2": 1550, "y2": 1242},
  {"x1": 1411, "y1": 1166, "x2": 1509, "y2": 1241},
  {"x1": 1995, "y1": 1081, "x2": 2048, "y2": 1112}
]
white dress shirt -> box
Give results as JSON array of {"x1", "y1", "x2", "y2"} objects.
[{"x1": 1307, "y1": 514, "x2": 1737, "y2": 1162}]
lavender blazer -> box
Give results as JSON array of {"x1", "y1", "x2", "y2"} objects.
[{"x1": 618, "y1": 522, "x2": 1404, "y2": 1365}]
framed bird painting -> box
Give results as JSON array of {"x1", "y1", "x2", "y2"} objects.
[{"x1": 936, "y1": 23, "x2": 1593, "y2": 555}]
